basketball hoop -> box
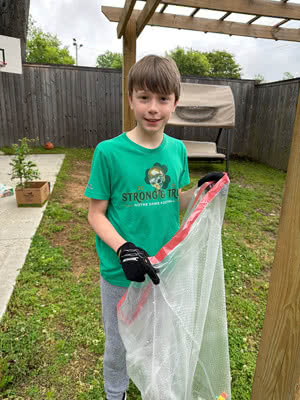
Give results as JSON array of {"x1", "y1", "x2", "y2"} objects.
[{"x1": 0, "y1": 38, "x2": 22, "y2": 74}]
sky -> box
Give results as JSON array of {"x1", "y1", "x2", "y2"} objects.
[{"x1": 29, "y1": 0, "x2": 300, "y2": 82}]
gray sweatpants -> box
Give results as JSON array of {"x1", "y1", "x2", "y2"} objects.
[{"x1": 100, "y1": 277, "x2": 129, "y2": 400}]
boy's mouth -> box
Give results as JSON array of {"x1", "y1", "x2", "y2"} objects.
[{"x1": 145, "y1": 118, "x2": 161, "y2": 122}]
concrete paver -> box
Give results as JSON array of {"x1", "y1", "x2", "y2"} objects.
[{"x1": 0, "y1": 154, "x2": 65, "y2": 319}]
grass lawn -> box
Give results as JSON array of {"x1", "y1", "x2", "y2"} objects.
[{"x1": 0, "y1": 148, "x2": 285, "y2": 399}]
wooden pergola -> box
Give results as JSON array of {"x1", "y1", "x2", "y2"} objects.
[{"x1": 102, "y1": 2, "x2": 300, "y2": 399}]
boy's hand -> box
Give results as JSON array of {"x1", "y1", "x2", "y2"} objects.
[
  {"x1": 198, "y1": 172, "x2": 225, "y2": 187},
  {"x1": 117, "y1": 242, "x2": 160, "y2": 285}
]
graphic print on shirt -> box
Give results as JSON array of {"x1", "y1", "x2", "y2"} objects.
[
  {"x1": 145, "y1": 163, "x2": 170, "y2": 191},
  {"x1": 121, "y1": 162, "x2": 178, "y2": 207}
]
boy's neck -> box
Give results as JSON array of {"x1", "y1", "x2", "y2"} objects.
[{"x1": 126, "y1": 127, "x2": 164, "y2": 149}]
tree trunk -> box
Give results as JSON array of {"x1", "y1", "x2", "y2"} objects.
[{"x1": 0, "y1": 0, "x2": 30, "y2": 62}]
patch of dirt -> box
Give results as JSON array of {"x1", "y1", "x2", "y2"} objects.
[
  {"x1": 65, "y1": 348, "x2": 98, "y2": 379},
  {"x1": 61, "y1": 160, "x2": 91, "y2": 209},
  {"x1": 48, "y1": 160, "x2": 100, "y2": 278},
  {"x1": 50, "y1": 220, "x2": 99, "y2": 279},
  {"x1": 256, "y1": 208, "x2": 277, "y2": 217}
]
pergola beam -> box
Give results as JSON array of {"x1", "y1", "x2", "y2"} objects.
[
  {"x1": 122, "y1": 18, "x2": 136, "y2": 132},
  {"x1": 160, "y1": 4, "x2": 168, "y2": 13},
  {"x1": 158, "y1": 0, "x2": 300, "y2": 20},
  {"x1": 190, "y1": 8, "x2": 200, "y2": 17},
  {"x1": 136, "y1": 0, "x2": 161, "y2": 37},
  {"x1": 117, "y1": 0, "x2": 136, "y2": 39},
  {"x1": 247, "y1": 16, "x2": 261, "y2": 25},
  {"x1": 220, "y1": 12, "x2": 231, "y2": 21},
  {"x1": 102, "y1": 7, "x2": 300, "y2": 42},
  {"x1": 274, "y1": 18, "x2": 290, "y2": 28}
]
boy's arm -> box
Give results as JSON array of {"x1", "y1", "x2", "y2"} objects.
[
  {"x1": 88, "y1": 198, "x2": 126, "y2": 253},
  {"x1": 179, "y1": 186, "x2": 197, "y2": 212},
  {"x1": 87, "y1": 198, "x2": 160, "y2": 284},
  {"x1": 179, "y1": 172, "x2": 226, "y2": 211}
]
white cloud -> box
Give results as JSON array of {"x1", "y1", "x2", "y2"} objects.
[{"x1": 29, "y1": 0, "x2": 300, "y2": 82}]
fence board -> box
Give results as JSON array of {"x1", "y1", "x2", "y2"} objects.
[
  {"x1": 81, "y1": 69, "x2": 89, "y2": 147},
  {"x1": 48, "y1": 67, "x2": 57, "y2": 145},
  {"x1": 24, "y1": 68, "x2": 33, "y2": 141},
  {"x1": 248, "y1": 80, "x2": 299, "y2": 170},
  {"x1": 20, "y1": 70, "x2": 29, "y2": 138},
  {"x1": 0, "y1": 74, "x2": 5, "y2": 142},
  {"x1": 54, "y1": 67, "x2": 63, "y2": 146},
  {"x1": 69, "y1": 68, "x2": 76, "y2": 146},
  {"x1": 73, "y1": 69, "x2": 81, "y2": 146},
  {"x1": 0, "y1": 64, "x2": 299, "y2": 171},
  {"x1": 13, "y1": 75, "x2": 25, "y2": 142},
  {"x1": 7, "y1": 74, "x2": 16, "y2": 143},
  {"x1": 97, "y1": 69, "x2": 105, "y2": 144},
  {"x1": 0, "y1": 73, "x2": 8, "y2": 145},
  {"x1": 91, "y1": 70, "x2": 98, "y2": 146}
]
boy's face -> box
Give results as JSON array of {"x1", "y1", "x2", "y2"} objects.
[{"x1": 129, "y1": 88, "x2": 177, "y2": 136}]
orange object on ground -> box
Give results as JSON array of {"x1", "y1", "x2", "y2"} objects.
[{"x1": 44, "y1": 142, "x2": 54, "y2": 150}]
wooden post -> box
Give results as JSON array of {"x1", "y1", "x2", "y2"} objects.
[
  {"x1": 251, "y1": 87, "x2": 300, "y2": 399},
  {"x1": 122, "y1": 18, "x2": 136, "y2": 132}
]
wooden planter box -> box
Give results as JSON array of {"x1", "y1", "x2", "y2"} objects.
[{"x1": 15, "y1": 181, "x2": 50, "y2": 207}]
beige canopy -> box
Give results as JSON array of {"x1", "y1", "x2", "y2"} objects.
[{"x1": 168, "y1": 83, "x2": 235, "y2": 127}]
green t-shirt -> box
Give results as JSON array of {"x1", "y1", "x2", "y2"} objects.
[{"x1": 84, "y1": 132, "x2": 190, "y2": 287}]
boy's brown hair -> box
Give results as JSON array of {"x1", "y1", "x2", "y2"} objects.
[{"x1": 128, "y1": 55, "x2": 181, "y2": 102}]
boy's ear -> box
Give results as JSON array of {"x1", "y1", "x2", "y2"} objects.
[
  {"x1": 128, "y1": 94, "x2": 134, "y2": 110},
  {"x1": 173, "y1": 99, "x2": 179, "y2": 112}
]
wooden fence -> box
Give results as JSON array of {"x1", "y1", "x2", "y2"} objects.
[
  {"x1": 0, "y1": 64, "x2": 122, "y2": 148},
  {"x1": 248, "y1": 79, "x2": 299, "y2": 171},
  {"x1": 0, "y1": 63, "x2": 299, "y2": 170}
]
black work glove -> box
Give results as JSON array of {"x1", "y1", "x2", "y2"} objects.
[
  {"x1": 198, "y1": 172, "x2": 225, "y2": 188},
  {"x1": 117, "y1": 242, "x2": 160, "y2": 285}
]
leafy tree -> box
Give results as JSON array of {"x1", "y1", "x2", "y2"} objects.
[
  {"x1": 96, "y1": 51, "x2": 122, "y2": 69},
  {"x1": 167, "y1": 47, "x2": 242, "y2": 79},
  {"x1": 26, "y1": 17, "x2": 75, "y2": 65},
  {"x1": 204, "y1": 50, "x2": 242, "y2": 79},
  {"x1": 254, "y1": 74, "x2": 265, "y2": 84},
  {"x1": 166, "y1": 47, "x2": 210, "y2": 76},
  {"x1": 282, "y1": 72, "x2": 294, "y2": 80}
]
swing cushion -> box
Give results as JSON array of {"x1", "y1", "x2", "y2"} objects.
[{"x1": 183, "y1": 140, "x2": 226, "y2": 159}]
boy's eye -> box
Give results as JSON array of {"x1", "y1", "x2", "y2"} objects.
[{"x1": 161, "y1": 96, "x2": 169, "y2": 102}]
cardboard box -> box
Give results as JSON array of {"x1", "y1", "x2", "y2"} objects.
[{"x1": 15, "y1": 181, "x2": 50, "y2": 207}]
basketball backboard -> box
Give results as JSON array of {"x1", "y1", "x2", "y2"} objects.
[{"x1": 0, "y1": 35, "x2": 22, "y2": 74}]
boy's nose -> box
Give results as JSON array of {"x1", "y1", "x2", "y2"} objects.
[{"x1": 148, "y1": 99, "x2": 159, "y2": 113}]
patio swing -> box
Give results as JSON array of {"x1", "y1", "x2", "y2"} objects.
[{"x1": 168, "y1": 82, "x2": 235, "y2": 174}]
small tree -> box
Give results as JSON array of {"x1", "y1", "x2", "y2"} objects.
[
  {"x1": 167, "y1": 47, "x2": 242, "y2": 78},
  {"x1": 96, "y1": 51, "x2": 122, "y2": 69},
  {"x1": 254, "y1": 74, "x2": 265, "y2": 84},
  {"x1": 204, "y1": 50, "x2": 242, "y2": 79},
  {"x1": 166, "y1": 47, "x2": 210, "y2": 76},
  {"x1": 26, "y1": 16, "x2": 75, "y2": 65},
  {"x1": 282, "y1": 72, "x2": 294, "y2": 80},
  {"x1": 10, "y1": 138, "x2": 40, "y2": 188}
]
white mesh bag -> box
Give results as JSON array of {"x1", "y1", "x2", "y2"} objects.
[{"x1": 117, "y1": 174, "x2": 231, "y2": 400}]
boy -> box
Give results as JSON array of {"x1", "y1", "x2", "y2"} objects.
[{"x1": 85, "y1": 55, "x2": 223, "y2": 400}]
